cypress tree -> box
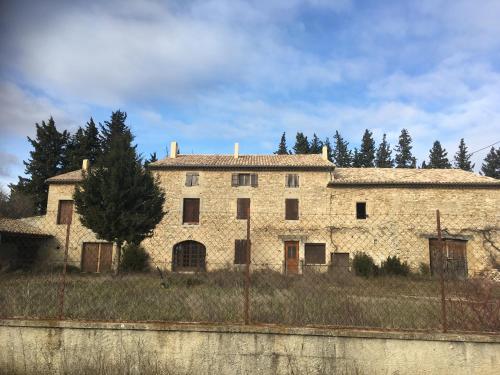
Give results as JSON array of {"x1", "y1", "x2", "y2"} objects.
[
  {"x1": 74, "y1": 111, "x2": 165, "y2": 274},
  {"x1": 357, "y1": 129, "x2": 376, "y2": 167},
  {"x1": 293, "y1": 132, "x2": 310, "y2": 154},
  {"x1": 144, "y1": 152, "x2": 158, "y2": 167},
  {"x1": 11, "y1": 117, "x2": 69, "y2": 214},
  {"x1": 427, "y1": 141, "x2": 451, "y2": 169},
  {"x1": 375, "y1": 133, "x2": 394, "y2": 168},
  {"x1": 275, "y1": 132, "x2": 290, "y2": 155},
  {"x1": 63, "y1": 118, "x2": 102, "y2": 171},
  {"x1": 481, "y1": 147, "x2": 500, "y2": 178},
  {"x1": 352, "y1": 148, "x2": 362, "y2": 167},
  {"x1": 454, "y1": 138, "x2": 474, "y2": 171},
  {"x1": 394, "y1": 129, "x2": 417, "y2": 168},
  {"x1": 309, "y1": 133, "x2": 323, "y2": 154},
  {"x1": 332, "y1": 131, "x2": 352, "y2": 167}
]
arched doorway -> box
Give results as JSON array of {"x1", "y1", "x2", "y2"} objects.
[{"x1": 172, "y1": 240, "x2": 206, "y2": 272}]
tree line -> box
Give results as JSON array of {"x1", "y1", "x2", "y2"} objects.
[{"x1": 275, "y1": 129, "x2": 499, "y2": 176}]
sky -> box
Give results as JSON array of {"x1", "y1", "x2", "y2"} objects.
[{"x1": 1, "y1": 0, "x2": 500, "y2": 188}]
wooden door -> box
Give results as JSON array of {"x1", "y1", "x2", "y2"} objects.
[
  {"x1": 82, "y1": 243, "x2": 99, "y2": 273},
  {"x1": 285, "y1": 241, "x2": 299, "y2": 274},
  {"x1": 99, "y1": 243, "x2": 113, "y2": 272}
]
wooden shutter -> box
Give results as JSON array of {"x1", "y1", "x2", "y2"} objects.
[
  {"x1": 99, "y1": 243, "x2": 113, "y2": 272},
  {"x1": 237, "y1": 198, "x2": 250, "y2": 219},
  {"x1": 234, "y1": 239, "x2": 248, "y2": 264},
  {"x1": 57, "y1": 200, "x2": 73, "y2": 224},
  {"x1": 304, "y1": 243, "x2": 326, "y2": 264},
  {"x1": 251, "y1": 173, "x2": 258, "y2": 187},
  {"x1": 285, "y1": 199, "x2": 299, "y2": 220},
  {"x1": 82, "y1": 243, "x2": 99, "y2": 272},
  {"x1": 183, "y1": 198, "x2": 200, "y2": 224},
  {"x1": 231, "y1": 173, "x2": 239, "y2": 186}
]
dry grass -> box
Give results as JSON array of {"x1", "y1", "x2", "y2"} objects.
[{"x1": 0, "y1": 268, "x2": 498, "y2": 332}]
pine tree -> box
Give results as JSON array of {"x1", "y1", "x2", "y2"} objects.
[
  {"x1": 144, "y1": 152, "x2": 158, "y2": 167},
  {"x1": 63, "y1": 118, "x2": 101, "y2": 172},
  {"x1": 375, "y1": 133, "x2": 394, "y2": 168},
  {"x1": 453, "y1": 138, "x2": 474, "y2": 171},
  {"x1": 293, "y1": 132, "x2": 310, "y2": 154},
  {"x1": 357, "y1": 129, "x2": 376, "y2": 167},
  {"x1": 74, "y1": 111, "x2": 165, "y2": 274},
  {"x1": 275, "y1": 132, "x2": 290, "y2": 155},
  {"x1": 309, "y1": 133, "x2": 323, "y2": 154},
  {"x1": 481, "y1": 147, "x2": 500, "y2": 178},
  {"x1": 427, "y1": 141, "x2": 451, "y2": 169},
  {"x1": 11, "y1": 117, "x2": 69, "y2": 214},
  {"x1": 332, "y1": 131, "x2": 352, "y2": 167},
  {"x1": 394, "y1": 129, "x2": 417, "y2": 168},
  {"x1": 323, "y1": 137, "x2": 333, "y2": 161}
]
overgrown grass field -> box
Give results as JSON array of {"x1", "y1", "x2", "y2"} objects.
[{"x1": 0, "y1": 269, "x2": 498, "y2": 332}]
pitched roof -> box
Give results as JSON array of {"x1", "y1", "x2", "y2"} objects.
[
  {"x1": 46, "y1": 169, "x2": 84, "y2": 184},
  {"x1": 148, "y1": 154, "x2": 334, "y2": 170},
  {"x1": 330, "y1": 168, "x2": 500, "y2": 188},
  {"x1": 0, "y1": 217, "x2": 52, "y2": 237}
]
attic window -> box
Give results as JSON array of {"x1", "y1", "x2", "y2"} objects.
[
  {"x1": 231, "y1": 173, "x2": 258, "y2": 187},
  {"x1": 286, "y1": 174, "x2": 299, "y2": 188},
  {"x1": 356, "y1": 202, "x2": 367, "y2": 220},
  {"x1": 185, "y1": 172, "x2": 199, "y2": 186}
]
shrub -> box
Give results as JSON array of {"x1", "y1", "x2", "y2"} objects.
[
  {"x1": 353, "y1": 252, "x2": 379, "y2": 277},
  {"x1": 120, "y1": 243, "x2": 150, "y2": 272},
  {"x1": 381, "y1": 256, "x2": 410, "y2": 277}
]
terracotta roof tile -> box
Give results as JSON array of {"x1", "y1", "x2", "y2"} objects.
[
  {"x1": 0, "y1": 217, "x2": 52, "y2": 237},
  {"x1": 45, "y1": 170, "x2": 84, "y2": 183}
]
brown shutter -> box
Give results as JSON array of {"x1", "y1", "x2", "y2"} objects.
[
  {"x1": 231, "y1": 173, "x2": 239, "y2": 186},
  {"x1": 183, "y1": 198, "x2": 200, "y2": 224},
  {"x1": 304, "y1": 243, "x2": 326, "y2": 264},
  {"x1": 237, "y1": 198, "x2": 250, "y2": 219},
  {"x1": 57, "y1": 200, "x2": 73, "y2": 224},
  {"x1": 98, "y1": 243, "x2": 113, "y2": 272},
  {"x1": 285, "y1": 199, "x2": 299, "y2": 220},
  {"x1": 251, "y1": 173, "x2": 258, "y2": 187},
  {"x1": 234, "y1": 239, "x2": 248, "y2": 264}
]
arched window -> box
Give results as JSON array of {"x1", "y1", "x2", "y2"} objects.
[{"x1": 172, "y1": 241, "x2": 206, "y2": 272}]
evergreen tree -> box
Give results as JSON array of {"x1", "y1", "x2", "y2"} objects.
[
  {"x1": 293, "y1": 132, "x2": 310, "y2": 154},
  {"x1": 394, "y1": 129, "x2": 417, "y2": 168},
  {"x1": 309, "y1": 133, "x2": 323, "y2": 154},
  {"x1": 11, "y1": 117, "x2": 69, "y2": 214},
  {"x1": 352, "y1": 148, "x2": 362, "y2": 167},
  {"x1": 323, "y1": 137, "x2": 333, "y2": 162},
  {"x1": 332, "y1": 131, "x2": 352, "y2": 167},
  {"x1": 481, "y1": 147, "x2": 500, "y2": 179},
  {"x1": 426, "y1": 141, "x2": 451, "y2": 169},
  {"x1": 62, "y1": 118, "x2": 101, "y2": 172},
  {"x1": 454, "y1": 138, "x2": 474, "y2": 171},
  {"x1": 144, "y1": 152, "x2": 158, "y2": 167},
  {"x1": 275, "y1": 132, "x2": 290, "y2": 155},
  {"x1": 375, "y1": 133, "x2": 394, "y2": 168},
  {"x1": 74, "y1": 111, "x2": 165, "y2": 274},
  {"x1": 357, "y1": 129, "x2": 376, "y2": 167},
  {"x1": 420, "y1": 160, "x2": 428, "y2": 169}
]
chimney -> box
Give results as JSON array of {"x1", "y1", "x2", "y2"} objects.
[
  {"x1": 170, "y1": 141, "x2": 178, "y2": 158},
  {"x1": 234, "y1": 142, "x2": 239, "y2": 159},
  {"x1": 82, "y1": 159, "x2": 90, "y2": 172},
  {"x1": 322, "y1": 145, "x2": 328, "y2": 161}
]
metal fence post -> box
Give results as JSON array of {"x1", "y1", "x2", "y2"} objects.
[
  {"x1": 58, "y1": 223, "x2": 71, "y2": 319},
  {"x1": 436, "y1": 209, "x2": 448, "y2": 332},
  {"x1": 244, "y1": 208, "x2": 251, "y2": 325}
]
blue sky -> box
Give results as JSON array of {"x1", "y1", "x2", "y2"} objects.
[{"x1": 1, "y1": 0, "x2": 500, "y2": 188}]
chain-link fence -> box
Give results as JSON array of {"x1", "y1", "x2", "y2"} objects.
[{"x1": 0, "y1": 210, "x2": 498, "y2": 333}]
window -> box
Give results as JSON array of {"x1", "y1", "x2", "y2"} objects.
[
  {"x1": 286, "y1": 174, "x2": 299, "y2": 188},
  {"x1": 185, "y1": 172, "x2": 199, "y2": 186},
  {"x1": 285, "y1": 199, "x2": 299, "y2": 220},
  {"x1": 304, "y1": 243, "x2": 326, "y2": 264},
  {"x1": 429, "y1": 239, "x2": 467, "y2": 278},
  {"x1": 183, "y1": 198, "x2": 200, "y2": 224},
  {"x1": 356, "y1": 202, "x2": 367, "y2": 219},
  {"x1": 234, "y1": 239, "x2": 249, "y2": 264},
  {"x1": 172, "y1": 241, "x2": 206, "y2": 271},
  {"x1": 331, "y1": 252, "x2": 350, "y2": 271},
  {"x1": 236, "y1": 198, "x2": 250, "y2": 219},
  {"x1": 57, "y1": 200, "x2": 73, "y2": 224},
  {"x1": 231, "y1": 173, "x2": 258, "y2": 187}
]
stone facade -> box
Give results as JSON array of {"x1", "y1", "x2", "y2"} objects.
[{"x1": 37, "y1": 151, "x2": 500, "y2": 276}]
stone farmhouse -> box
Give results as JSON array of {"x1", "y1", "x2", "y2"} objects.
[{"x1": 2, "y1": 142, "x2": 499, "y2": 277}]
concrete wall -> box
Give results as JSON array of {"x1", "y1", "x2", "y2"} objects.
[{"x1": 0, "y1": 320, "x2": 499, "y2": 375}]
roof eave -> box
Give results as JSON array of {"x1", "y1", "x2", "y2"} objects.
[{"x1": 328, "y1": 181, "x2": 500, "y2": 189}]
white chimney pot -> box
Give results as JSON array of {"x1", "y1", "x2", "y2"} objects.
[
  {"x1": 234, "y1": 142, "x2": 239, "y2": 159},
  {"x1": 170, "y1": 141, "x2": 178, "y2": 158},
  {"x1": 82, "y1": 159, "x2": 90, "y2": 172},
  {"x1": 322, "y1": 145, "x2": 328, "y2": 161}
]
